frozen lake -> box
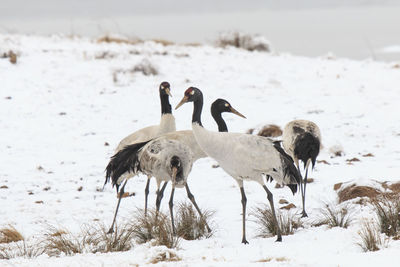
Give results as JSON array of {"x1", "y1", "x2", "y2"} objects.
[{"x1": 1, "y1": 0, "x2": 400, "y2": 61}]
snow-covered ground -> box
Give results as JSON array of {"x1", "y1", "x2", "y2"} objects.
[{"x1": 0, "y1": 34, "x2": 400, "y2": 266}]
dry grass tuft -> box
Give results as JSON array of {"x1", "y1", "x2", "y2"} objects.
[
  {"x1": 2, "y1": 50, "x2": 17, "y2": 64},
  {"x1": 246, "y1": 128, "x2": 255, "y2": 135},
  {"x1": 314, "y1": 202, "x2": 354, "y2": 228},
  {"x1": 42, "y1": 222, "x2": 136, "y2": 256},
  {"x1": 0, "y1": 240, "x2": 45, "y2": 260},
  {"x1": 97, "y1": 36, "x2": 175, "y2": 47},
  {"x1": 357, "y1": 221, "x2": 385, "y2": 252},
  {"x1": 216, "y1": 31, "x2": 271, "y2": 52},
  {"x1": 131, "y1": 209, "x2": 179, "y2": 248},
  {"x1": 257, "y1": 124, "x2": 283, "y2": 138},
  {"x1": 372, "y1": 194, "x2": 400, "y2": 239},
  {"x1": 132, "y1": 58, "x2": 158, "y2": 76},
  {"x1": 42, "y1": 227, "x2": 82, "y2": 256},
  {"x1": 94, "y1": 51, "x2": 117, "y2": 60},
  {"x1": 151, "y1": 39, "x2": 175, "y2": 46},
  {"x1": 252, "y1": 205, "x2": 302, "y2": 237},
  {"x1": 183, "y1": 42, "x2": 202, "y2": 47},
  {"x1": 113, "y1": 58, "x2": 158, "y2": 85},
  {"x1": 149, "y1": 250, "x2": 181, "y2": 264},
  {"x1": 97, "y1": 35, "x2": 142, "y2": 45},
  {"x1": 93, "y1": 222, "x2": 136, "y2": 253},
  {"x1": 388, "y1": 182, "x2": 400, "y2": 194},
  {"x1": 0, "y1": 227, "x2": 44, "y2": 260},
  {"x1": 176, "y1": 202, "x2": 214, "y2": 240},
  {"x1": 8, "y1": 51, "x2": 17, "y2": 64},
  {"x1": 0, "y1": 226, "x2": 24, "y2": 244},
  {"x1": 338, "y1": 184, "x2": 381, "y2": 203}
]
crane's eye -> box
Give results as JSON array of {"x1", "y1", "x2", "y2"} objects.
[
  {"x1": 225, "y1": 103, "x2": 229, "y2": 107},
  {"x1": 190, "y1": 90, "x2": 195, "y2": 95}
]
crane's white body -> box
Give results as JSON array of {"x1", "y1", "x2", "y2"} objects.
[{"x1": 192, "y1": 123, "x2": 293, "y2": 185}]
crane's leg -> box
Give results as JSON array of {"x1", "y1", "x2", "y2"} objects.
[
  {"x1": 301, "y1": 159, "x2": 311, "y2": 218},
  {"x1": 107, "y1": 179, "x2": 128, "y2": 234},
  {"x1": 169, "y1": 185, "x2": 176, "y2": 235},
  {"x1": 155, "y1": 181, "x2": 168, "y2": 213},
  {"x1": 262, "y1": 185, "x2": 282, "y2": 242},
  {"x1": 300, "y1": 176, "x2": 308, "y2": 218},
  {"x1": 144, "y1": 176, "x2": 151, "y2": 216},
  {"x1": 185, "y1": 183, "x2": 211, "y2": 233},
  {"x1": 295, "y1": 159, "x2": 307, "y2": 218},
  {"x1": 238, "y1": 181, "x2": 249, "y2": 244}
]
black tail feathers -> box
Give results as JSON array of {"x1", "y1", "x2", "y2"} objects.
[
  {"x1": 104, "y1": 140, "x2": 150, "y2": 191},
  {"x1": 294, "y1": 132, "x2": 320, "y2": 169},
  {"x1": 273, "y1": 142, "x2": 302, "y2": 195}
]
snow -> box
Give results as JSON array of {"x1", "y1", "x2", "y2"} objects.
[{"x1": 1, "y1": 33, "x2": 400, "y2": 266}]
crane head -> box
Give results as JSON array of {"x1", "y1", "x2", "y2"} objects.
[{"x1": 160, "y1": 81, "x2": 172, "y2": 97}]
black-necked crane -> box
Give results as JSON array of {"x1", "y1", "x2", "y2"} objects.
[
  {"x1": 106, "y1": 81, "x2": 175, "y2": 233},
  {"x1": 282, "y1": 120, "x2": 321, "y2": 218},
  {"x1": 106, "y1": 137, "x2": 197, "y2": 234},
  {"x1": 151, "y1": 98, "x2": 246, "y2": 216},
  {"x1": 105, "y1": 98, "x2": 246, "y2": 233},
  {"x1": 175, "y1": 87, "x2": 301, "y2": 244}
]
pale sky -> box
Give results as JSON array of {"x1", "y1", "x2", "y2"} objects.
[{"x1": 1, "y1": 1, "x2": 399, "y2": 61}]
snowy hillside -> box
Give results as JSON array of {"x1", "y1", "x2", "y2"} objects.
[{"x1": 0, "y1": 34, "x2": 400, "y2": 266}]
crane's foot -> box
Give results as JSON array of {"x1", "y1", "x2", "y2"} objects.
[
  {"x1": 107, "y1": 227, "x2": 114, "y2": 234},
  {"x1": 301, "y1": 210, "x2": 308, "y2": 218},
  {"x1": 276, "y1": 236, "x2": 282, "y2": 242},
  {"x1": 241, "y1": 237, "x2": 249, "y2": 244}
]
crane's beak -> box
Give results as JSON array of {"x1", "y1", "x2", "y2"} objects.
[
  {"x1": 165, "y1": 88, "x2": 172, "y2": 97},
  {"x1": 175, "y1": 96, "x2": 188, "y2": 110},
  {"x1": 230, "y1": 106, "x2": 246, "y2": 119},
  {"x1": 171, "y1": 166, "x2": 178, "y2": 183}
]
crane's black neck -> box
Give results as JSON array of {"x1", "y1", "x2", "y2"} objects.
[
  {"x1": 160, "y1": 94, "x2": 172, "y2": 115},
  {"x1": 211, "y1": 109, "x2": 228, "y2": 132},
  {"x1": 192, "y1": 93, "x2": 203, "y2": 127}
]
